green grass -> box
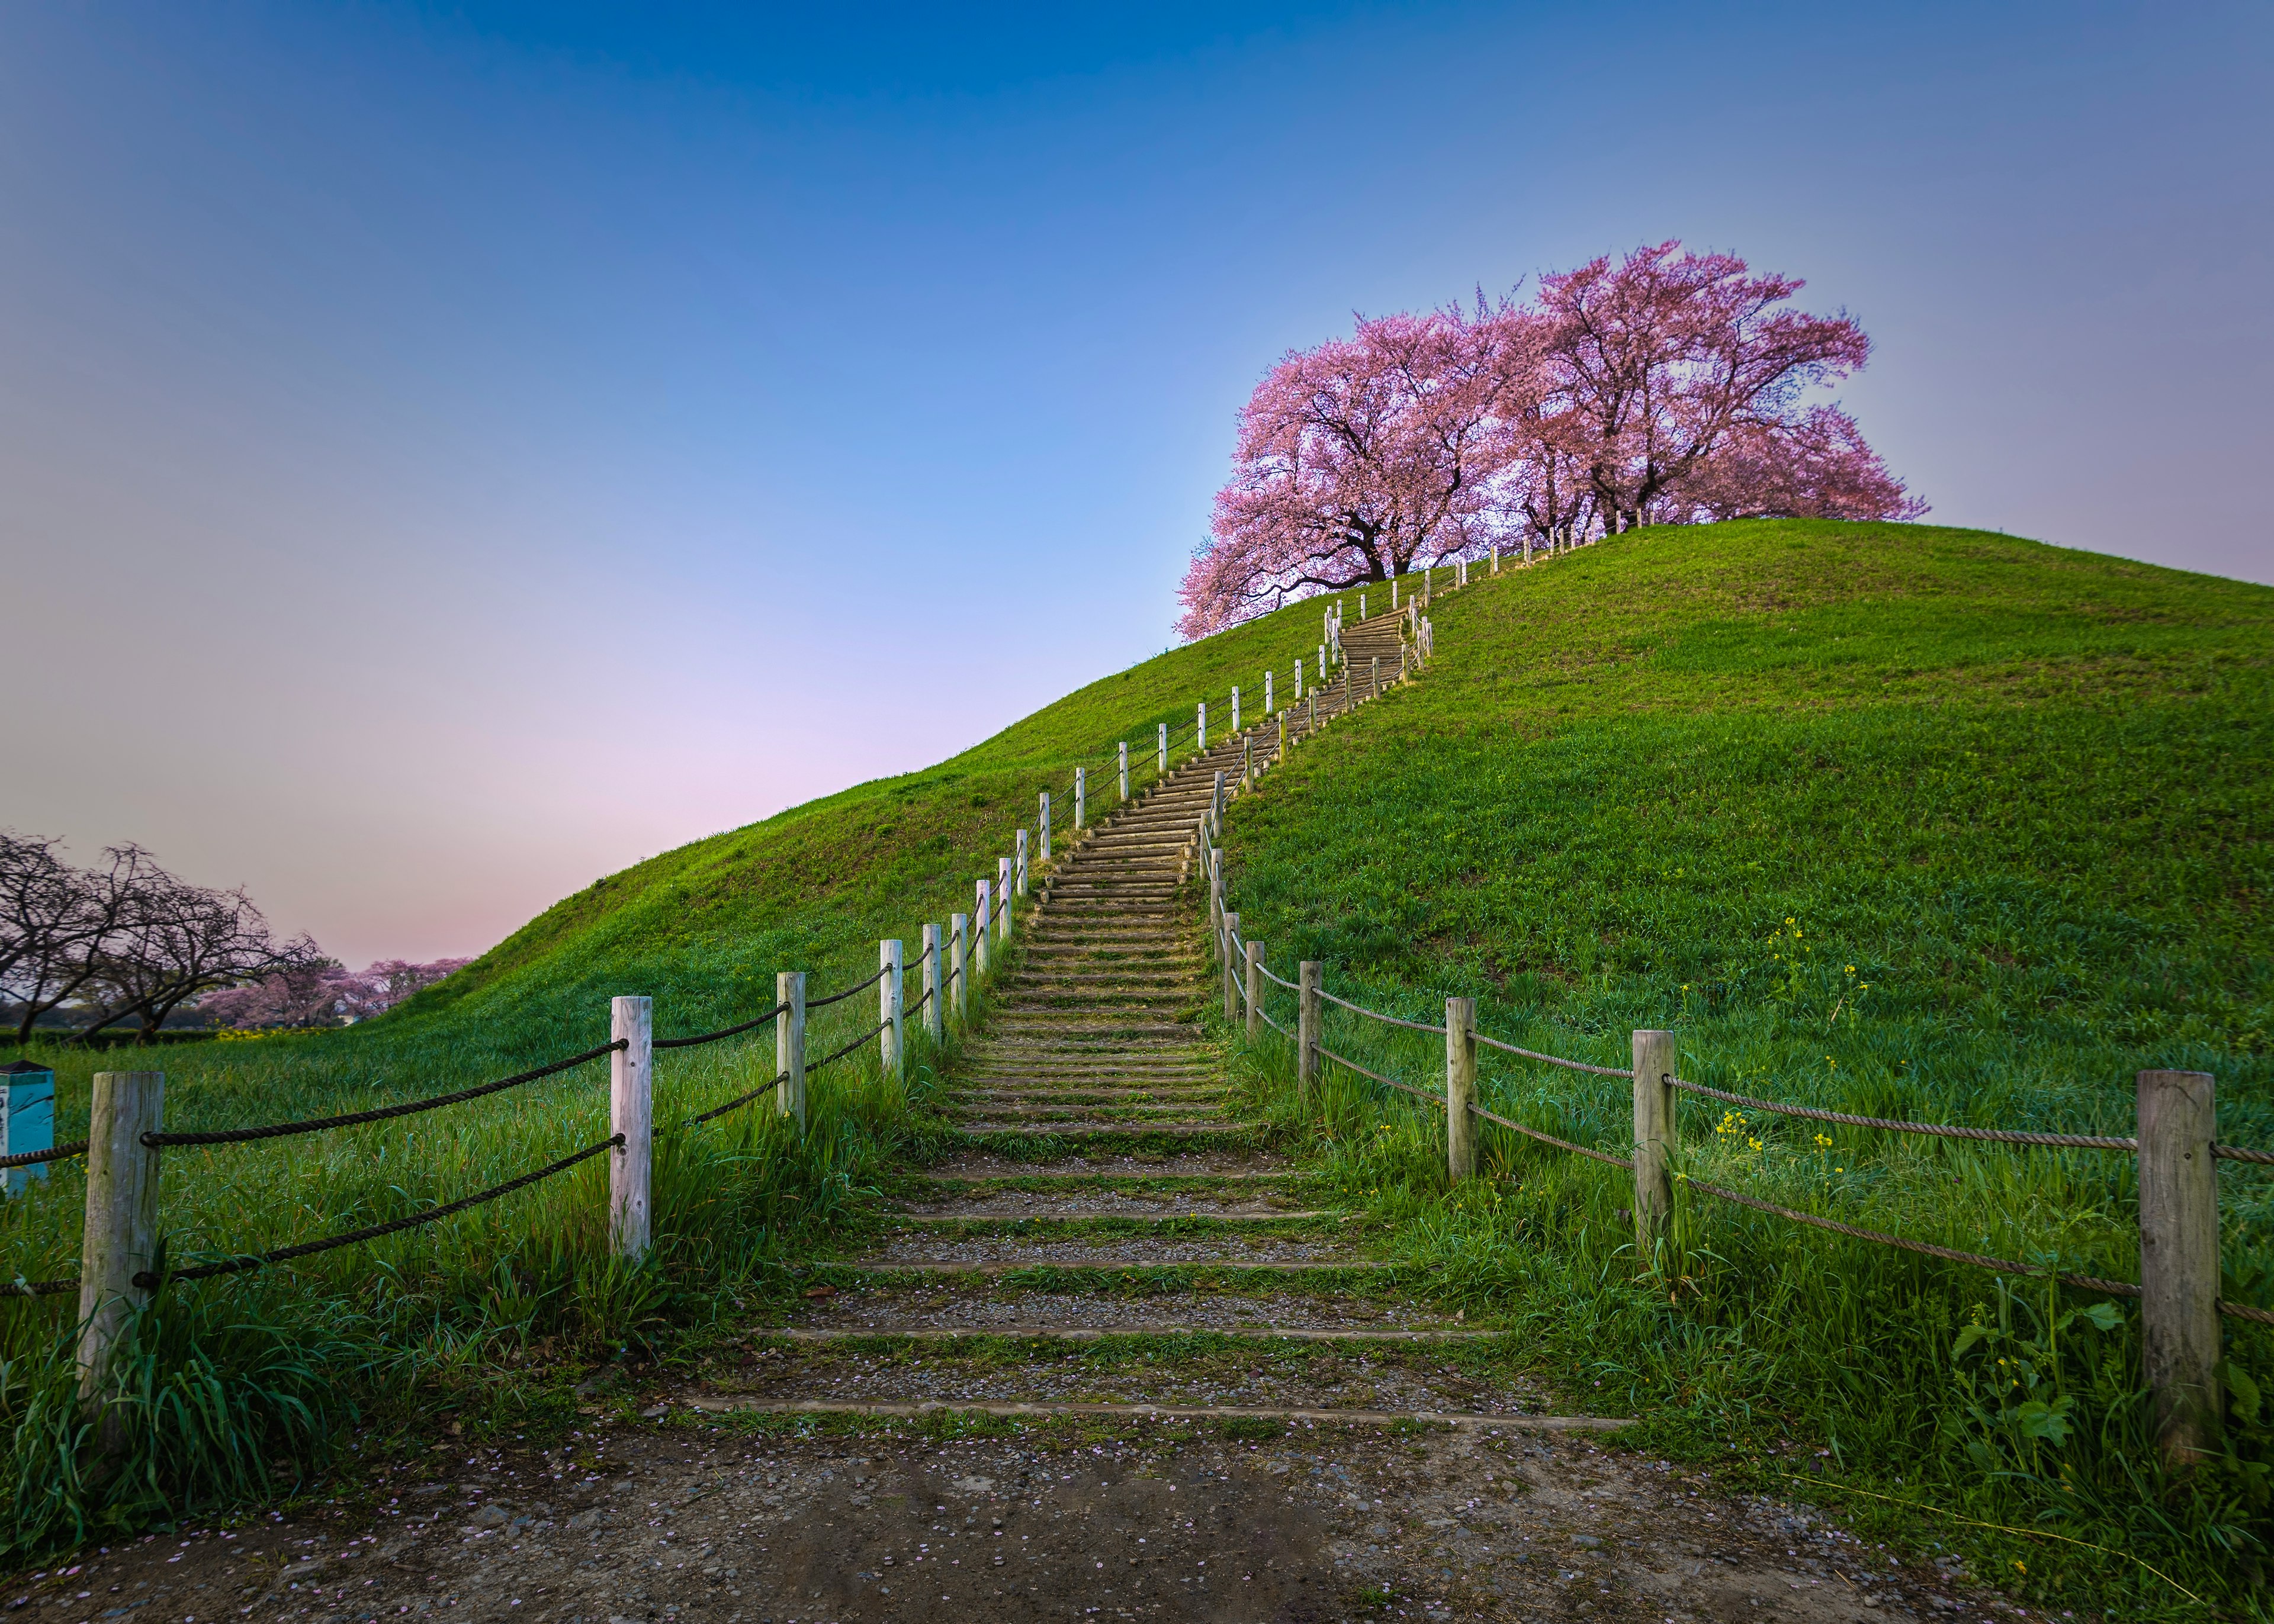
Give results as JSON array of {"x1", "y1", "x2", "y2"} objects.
[
  {"x1": 1211, "y1": 519, "x2": 2274, "y2": 1612},
  {"x1": 0, "y1": 583, "x2": 1348, "y2": 1558}
]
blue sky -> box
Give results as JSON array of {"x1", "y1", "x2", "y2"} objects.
[{"x1": 4, "y1": 1, "x2": 2267, "y2": 964}]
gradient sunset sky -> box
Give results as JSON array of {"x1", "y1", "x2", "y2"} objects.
[{"x1": 5, "y1": 2, "x2": 2267, "y2": 967}]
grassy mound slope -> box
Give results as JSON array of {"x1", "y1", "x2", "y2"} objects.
[
  {"x1": 1217, "y1": 519, "x2": 2273, "y2": 1607},
  {"x1": 0, "y1": 583, "x2": 1337, "y2": 1554}
]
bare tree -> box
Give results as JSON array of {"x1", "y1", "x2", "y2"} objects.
[
  {"x1": 2, "y1": 835, "x2": 163, "y2": 1044},
  {"x1": 78, "y1": 877, "x2": 322, "y2": 1044}
]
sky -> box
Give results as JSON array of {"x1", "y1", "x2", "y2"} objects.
[{"x1": 4, "y1": 1, "x2": 2269, "y2": 967}]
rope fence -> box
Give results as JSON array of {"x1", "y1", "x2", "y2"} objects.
[
  {"x1": 1666, "y1": 1075, "x2": 2141, "y2": 1152},
  {"x1": 131, "y1": 1136, "x2": 624, "y2": 1289},
  {"x1": 0, "y1": 1140, "x2": 87, "y2": 1170},
  {"x1": 654, "y1": 1002, "x2": 788, "y2": 1050},
  {"x1": 143, "y1": 1040, "x2": 628, "y2": 1149},
  {"x1": 805, "y1": 963, "x2": 890, "y2": 1011}
]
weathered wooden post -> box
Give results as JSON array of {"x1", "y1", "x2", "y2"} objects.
[
  {"x1": 1491, "y1": 544, "x2": 1499, "y2": 574},
  {"x1": 2, "y1": 1060, "x2": 55, "y2": 1198},
  {"x1": 974, "y1": 880, "x2": 993, "y2": 978},
  {"x1": 776, "y1": 974, "x2": 807, "y2": 1127},
  {"x1": 921, "y1": 923, "x2": 943, "y2": 1045},
  {"x1": 1245, "y1": 940, "x2": 1264, "y2": 1041},
  {"x1": 1118, "y1": 741, "x2": 1129, "y2": 802},
  {"x1": 1293, "y1": 660, "x2": 1302, "y2": 701},
  {"x1": 1242, "y1": 735, "x2": 1252, "y2": 786},
  {"x1": 1631, "y1": 1030, "x2": 1677, "y2": 1263},
  {"x1": 997, "y1": 857, "x2": 1014, "y2": 943},
  {"x1": 1075, "y1": 767, "x2": 1087, "y2": 829},
  {"x1": 76, "y1": 1070, "x2": 162, "y2": 1413},
  {"x1": 1391, "y1": 579, "x2": 1399, "y2": 612},
  {"x1": 1212, "y1": 770, "x2": 1225, "y2": 829},
  {"x1": 1016, "y1": 829, "x2": 1029, "y2": 897},
  {"x1": 610, "y1": 998, "x2": 653, "y2": 1258},
  {"x1": 1298, "y1": 961, "x2": 1321, "y2": 1097},
  {"x1": 878, "y1": 940, "x2": 904, "y2": 1077},
  {"x1": 1158, "y1": 722, "x2": 1168, "y2": 777},
  {"x1": 1359, "y1": 591, "x2": 1367, "y2": 620},
  {"x1": 1209, "y1": 861, "x2": 1223, "y2": 948},
  {"x1": 1308, "y1": 693, "x2": 1316, "y2": 733},
  {"x1": 1197, "y1": 701, "x2": 1207, "y2": 752},
  {"x1": 1317, "y1": 644, "x2": 1326, "y2": 682},
  {"x1": 1446, "y1": 998, "x2": 1477, "y2": 1183},
  {"x1": 1277, "y1": 712, "x2": 1286, "y2": 760},
  {"x1": 1264, "y1": 670, "x2": 1274, "y2": 715},
  {"x1": 1232, "y1": 686, "x2": 1241, "y2": 732},
  {"x1": 949, "y1": 913, "x2": 969, "y2": 1022},
  {"x1": 1039, "y1": 792, "x2": 1051, "y2": 862},
  {"x1": 1222, "y1": 911, "x2": 1241, "y2": 1023},
  {"x1": 1370, "y1": 656, "x2": 1380, "y2": 697},
  {"x1": 2139, "y1": 1069, "x2": 2222, "y2": 1465}
]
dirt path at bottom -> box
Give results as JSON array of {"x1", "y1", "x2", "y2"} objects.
[{"x1": 12, "y1": 1414, "x2": 2029, "y2": 1624}]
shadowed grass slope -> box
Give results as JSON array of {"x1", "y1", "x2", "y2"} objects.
[
  {"x1": 1215, "y1": 519, "x2": 2273, "y2": 1613},
  {"x1": 0, "y1": 586, "x2": 1344, "y2": 1557}
]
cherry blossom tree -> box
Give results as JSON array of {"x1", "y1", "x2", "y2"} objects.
[
  {"x1": 194, "y1": 956, "x2": 471, "y2": 1030},
  {"x1": 1177, "y1": 310, "x2": 1521, "y2": 639},
  {"x1": 1178, "y1": 240, "x2": 1924, "y2": 635}
]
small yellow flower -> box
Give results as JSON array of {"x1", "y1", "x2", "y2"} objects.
[
  {"x1": 1814, "y1": 1134, "x2": 1832, "y2": 1149},
  {"x1": 1844, "y1": 965, "x2": 1855, "y2": 975}
]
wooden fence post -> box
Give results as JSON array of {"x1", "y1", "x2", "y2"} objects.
[
  {"x1": 1308, "y1": 693, "x2": 1316, "y2": 733},
  {"x1": 1293, "y1": 660, "x2": 1302, "y2": 700},
  {"x1": 1631, "y1": 1030, "x2": 1677, "y2": 1263},
  {"x1": 611, "y1": 997, "x2": 652, "y2": 1259},
  {"x1": 1232, "y1": 686, "x2": 1241, "y2": 733},
  {"x1": 949, "y1": 914, "x2": 969, "y2": 1022},
  {"x1": 1016, "y1": 830, "x2": 1029, "y2": 898},
  {"x1": 1245, "y1": 940, "x2": 1263, "y2": 1041},
  {"x1": 1242, "y1": 735, "x2": 1252, "y2": 786},
  {"x1": 879, "y1": 940, "x2": 903, "y2": 1076},
  {"x1": 2139, "y1": 1069, "x2": 2222, "y2": 1465},
  {"x1": 1222, "y1": 911, "x2": 1241, "y2": 1023},
  {"x1": 1370, "y1": 656, "x2": 1380, "y2": 697},
  {"x1": 1359, "y1": 591, "x2": 1366, "y2": 620},
  {"x1": 2, "y1": 1060, "x2": 55, "y2": 1198},
  {"x1": 76, "y1": 1070, "x2": 162, "y2": 1411},
  {"x1": 1446, "y1": 998, "x2": 1476, "y2": 1183},
  {"x1": 974, "y1": 880, "x2": 993, "y2": 978},
  {"x1": 1119, "y1": 741, "x2": 1129, "y2": 802},
  {"x1": 1298, "y1": 962, "x2": 1321, "y2": 1097},
  {"x1": 1039, "y1": 792, "x2": 1051, "y2": 863},
  {"x1": 1158, "y1": 723, "x2": 1167, "y2": 777},
  {"x1": 921, "y1": 923, "x2": 943, "y2": 1045},
  {"x1": 1198, "y1": 702, "x2": 1207, "y2": 752},
  {"x1": 1265, "y1": 670, "x2": 1274, "y2": 715},
  {"x1": 998, "y1": 857, "x2": 1015, "y2": 942},
  {"x1": 776, "y1": 974, "x2": 806, "y2": 1127},
  {"x1": 1075, "y1": 767, "x2": 1086, "y2": 830}
]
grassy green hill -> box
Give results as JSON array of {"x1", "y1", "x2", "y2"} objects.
[
  {"x1": 1210, "y1": 519, "x2": 2273, "y2": 1606},
  {"x1": 4, "y1": 517, "x2": 2266, "y2": 1600}
]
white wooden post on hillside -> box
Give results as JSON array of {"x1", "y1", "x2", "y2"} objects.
[
  {"x1": 974, "y1": 880, "x2": 992, "y2": 979},
  {"x1": 1232, "y1": 686, "x2": 1240, "y2": 731},
  {"x1": 1390, "y1": 580, "x2": 1398, "y2": 612},
  {"x1": 1446, "y1": 997, "x2": 1476, "y2": 1183},
  {"x1": 1075, "y1": 767, "x2": 1087, "y2": 829},
  {"x1": 1631, "y1": 1029, "x2": 1677, "y2": 1264},
  {"x1": 1016, "y1": 829, "x2": 1029, "y2": 898},
  {"x1": 1244, "y1": 939, "x2": 1263, "y2": 1042},
  {"x1": 2140, "y1": 1069, "x2": 2222, "y2": 1465},
  {"x1": 1297, "y1": 962, "x2": 1320, "y2": 1098},
  {"x1": 1264, "y1": 670, "x2": 1273, "y2": 715},
  {"x1": 1222, "y1": 911, "x2": 1240, "y2": 1023},
  {"x1": 1119, "y1": 741, "x2": 1129, "y2": 802},
  {"x1": 997, "y1": 857, "x2": 1014, "y2": 943},
  {"x1": 776, "y1": 973, "x2": 806, "y2": 1128},
  {"x1": 609, "y1": 997, "x2": 653, "y2": 1260},
  {"x1": 1158, "y1": 722, "x2": 1168, "y2": 777},
  {"x1": 1038, "y1": 792, "x2": 1051, "y2": 861},
  {"x1": 1358, "y1": 591, "x2": 1366, "y2": 620},
  {"x1": 1491, "y1": 545, "x2": 1499, "y2": 574},
  {"x1": 878, "y1": 940, "x2": 903, "y2": 1076},
  {"x1": 1293, "y1": 660, "x2": 1302, "y2": 701},
  {"x1": 949, "y1": 913, "x2": 969, "y2": 1022},
  {"x1": 1197, "y1": 702, "x2": 1207, "y2": 752},
  {"x1": 920, "y1": 923, "x2": 943, "y2": 1045},
  {"x1": 77, "y1": 1070, "x2": 162, "y2": 1417}
]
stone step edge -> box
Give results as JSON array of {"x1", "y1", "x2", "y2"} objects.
[
  {"x1": 758, "y1": 1326, "x2": 1505, "y2": 1345},
  {"x1": 828, "y1": 1260, "x2": 1385, "y2": 1276},
  {"x1": 687, "y1": 1396, "x2": 1625, "y2": 1432}
]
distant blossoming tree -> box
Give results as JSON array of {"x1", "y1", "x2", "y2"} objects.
[
  {"x1": 194, "y1": 956, "x2": 472, "y2": 1030},
  {"x1": 1178, "y1": 240, "x2": 1925, "y2": 635}
]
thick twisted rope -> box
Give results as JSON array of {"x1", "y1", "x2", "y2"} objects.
[
  {"x1": 142, "y1": 1041, "x2": 627, "y2": 1148},
  {"x1": 655, "y1": 1002, "x2": 788, "y2": 1050},
  {"x1": 1318, "y1": 1045, "x2": 1441, "y2": 1107},
  {"x1": 1666, "y1": 1075, "x2": 2138, "y2": 1151},
  {"x1": 1472, "y1": 1031, "x2": 1633, "y2": 1078},
  {"x1": 805, "y1": 964, "x2": 891, "y2": 1011},
  {"x1": 1467, "y1": 1102, "x2": 1634, "y2": 1170},
  {"x1": 1316, "y1": 988, "x2": 1446, "y2": 1036},
  {"x1": 688, "y1": 1074, "x2": 791, "y2": 1125},
  {"x1": 0, "y1": 1140, "x2": 87, "y2": 1170},
  {"x1": 0, "y1": 1274, "x2": 80, "y2": 1298},
  {"x1": 808, "y1": 1019, "x2": 889, "y2": 1075},
  {"x1": 130, "y1": 1136, "x2": 622, "y2": 1288}
]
